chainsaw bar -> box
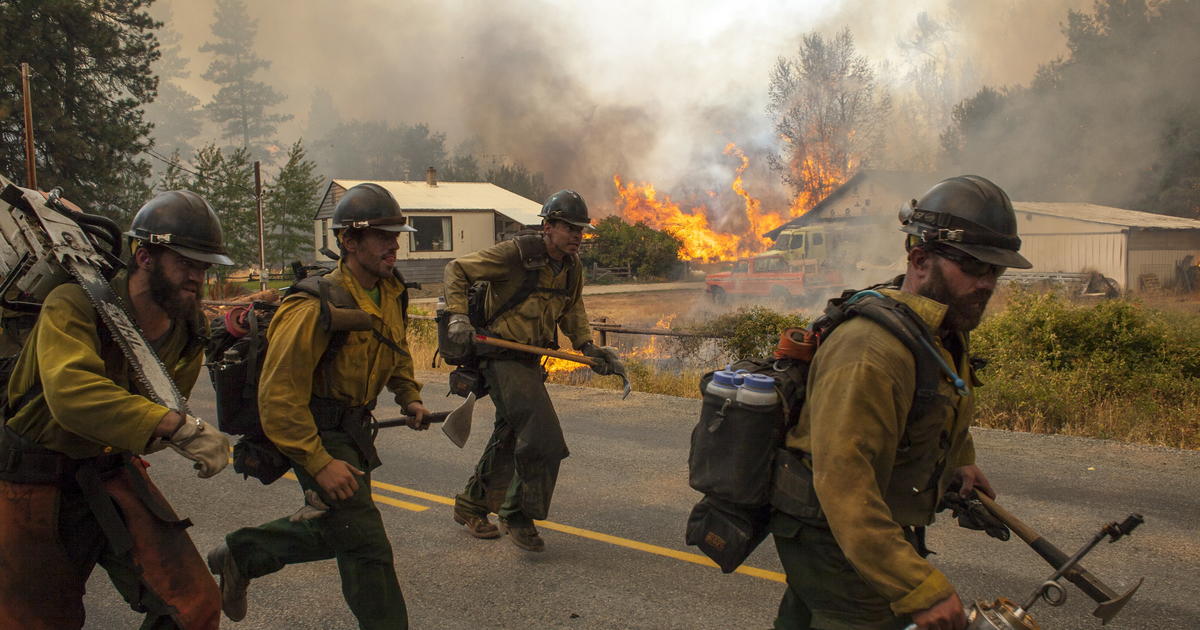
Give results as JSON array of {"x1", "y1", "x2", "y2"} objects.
[
  {"x1": 10, "y1": 185, "x2": 190, "y2": 415},
  {"x1": 68, "y1": 262, "x2": 190, "y2": 414}
]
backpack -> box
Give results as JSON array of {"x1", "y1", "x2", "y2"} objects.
[
  {"x1": 685, "y1": 281, "x2": 959, "y2": 573},
  {"x1": 206, "y1": 268, "x2": 410, "y2": 484}
]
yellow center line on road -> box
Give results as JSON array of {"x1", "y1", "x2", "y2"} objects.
[
  {"x1": 370, "y1": 478, "x2": 786, "y2": 584},
  {"x1": 278, "y1": 472, "x2": 431, "y2": 512}
]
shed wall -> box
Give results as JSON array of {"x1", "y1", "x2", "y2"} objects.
[{"x1": 1013, "y1": 211, "x2": 1128, "y2": 287}]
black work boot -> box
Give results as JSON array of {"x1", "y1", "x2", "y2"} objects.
[
  {"x1": 207, "y1": 542, "x2": 250, "y2": 621},
  {"x1": 500, "y1": 517, "x2": 546, "y2": 552},
  {"x1": 453, "y1": 505, "x2": 501, "y2": 539}
]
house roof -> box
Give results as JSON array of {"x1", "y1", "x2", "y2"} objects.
[
  {"x1": 763, "y1": 170, "x2": 931, "y2": 239},
  {"x1": 316, "y1": 179, "x2": 542, "y2": 226},
  {"x1": 1011, "y1": 202, "x2": 1200, "y2": 230}
]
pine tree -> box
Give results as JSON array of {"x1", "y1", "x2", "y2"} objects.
[
  {"x1": 265, "y1": 140, "x2": 322, "y2": 269},
  {"x1": 144, "y1": 2, "x2": 201, "y2": 159},
  {"x1": 0, "y1": 0, "x2": 159, "y2": 222},
  {"x1": 216, "y1": 147, "x2": 257, "y2": 268},
  {"x1": 157, "y1": 150, "x2": 193, "y2": 192},
  {"x1": 189, "y1": 144, "x2": 254, "y2": 270},
  {"x1": 200, "y1": 0, "x2": 291, "y2": 158}
]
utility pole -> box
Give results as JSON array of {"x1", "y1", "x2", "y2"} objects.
[
  {"x1": 254, "y1": 160, "x2": 267, "y2": 293},
  {"x1": 20, "y1": 63, "x2": 36, "y2": 189}
]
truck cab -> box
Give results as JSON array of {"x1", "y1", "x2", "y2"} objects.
[{"x1": 767, "y1": 226, "x2": 835, "y2": 264}]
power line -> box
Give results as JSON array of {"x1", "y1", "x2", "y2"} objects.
[{"x1": 143, "y1": 146, "x2": 258, "y2": 198}]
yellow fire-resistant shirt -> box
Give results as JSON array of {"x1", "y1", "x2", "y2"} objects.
[
  {"x1": 443, "y1": 238, "x2": 591, "y2": 349},
  {"x1": 783, "y1": 288, "x2": 979, "y2": 615},
  {"x1": 5, "y1": 272, "x2": 204, "y2": 457},
  {"x1": 258, "y1": 263, "x2": 422, "y2": 477}
]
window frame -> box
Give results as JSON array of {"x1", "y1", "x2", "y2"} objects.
[{"x1": 408, "y1": 215, "x2": 454, "y2": 253}]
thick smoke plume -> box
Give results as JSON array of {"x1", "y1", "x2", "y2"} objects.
[{"x1": 161, "y1": 0, "x2": 1094, "y2": 212}]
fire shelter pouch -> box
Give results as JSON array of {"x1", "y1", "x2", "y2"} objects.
[{"x1": 685, "y1": 495, "x2": 770, "y2": 573}]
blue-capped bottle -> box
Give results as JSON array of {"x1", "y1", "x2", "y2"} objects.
[
  {"x1": 705, "y1": 369, "x2": 740, "y2": 400},
  {"x1": 736, "y1": 373, "x2": 779, "y2": 407}
]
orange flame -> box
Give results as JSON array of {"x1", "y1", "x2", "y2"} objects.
[
  {"x1": 613, "y1": 175, "x2": 743, "y2": 261},
  {"x1": 725, "y1": 143, "x2": 785, "y2": 251},
  {"x1": 611, "y1": 143, "x2": 850, "y2": 262},
  {"x1": 543, "y1": 356, "x2": 586, "y2": 374}
]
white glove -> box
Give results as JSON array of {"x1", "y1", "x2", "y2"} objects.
[
  {"x1": 447, "y1": 313, "x2": 475, "y2": 345},
  {"x1": 168, "y1": 415, "x2": 231, "y2": 478}
]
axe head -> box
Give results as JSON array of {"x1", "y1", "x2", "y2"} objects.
[
  {"x1": 441, "y1": 392, "x2": 476, "y2": 448},
  {"x1": 1093, "y1": 578, "x2": 1142, "y2": 625}
]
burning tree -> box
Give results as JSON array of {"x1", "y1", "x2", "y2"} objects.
[{"x1": 767, "y1": 28, "x2": 891, "y2": 213}]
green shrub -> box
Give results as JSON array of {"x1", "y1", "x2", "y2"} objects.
[
  {"x1": 973, "y1": 290, "x2": 1200, "y2": 448},
  {"x1": 685, "y1": 306, "x2": 810, "y2": 360}
]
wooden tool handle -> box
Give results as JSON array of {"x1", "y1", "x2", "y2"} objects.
[
  {"x1": 977, "y1": 493, "x2": 1040, "y2": 544},
  {"x1": 373, "y1": 411, "x2": 449, "y2": 429},
  {"x1": 474, "y1": 334, "x2": 598, "y2": 367}
]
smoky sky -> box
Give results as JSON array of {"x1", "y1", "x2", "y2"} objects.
[{"x1": 160, "y1": 0, "x2": 1093, "y2": 211}]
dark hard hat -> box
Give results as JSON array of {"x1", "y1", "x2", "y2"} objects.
[
  {"x1": 539, "y1": 190, "x2": 593, "y2": 230},
  {"x1": 125, "y1": 190, "x2": 234, "y2": 266},
  {"x1": 332, "y1": 183, "x2": 416, "y2": 232},
  {"x1": 899, "y1": 175, "x2": 1032, "y2": 269}
]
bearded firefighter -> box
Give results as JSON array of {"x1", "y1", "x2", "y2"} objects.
[
  {"x1": 770, "y1": 176, "x2": 1033, "y2": 630},
  {"x1": 0, "y1": 190, "x2": 234, "y2": 629}
]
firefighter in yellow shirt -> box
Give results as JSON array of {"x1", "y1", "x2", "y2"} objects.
[
  {"x1": 444, "y1": 190, "x2": 623, "y2": 552},
  {"x1": 771, "y1": 176, "x2": 1033, "y2": 630},
  {"x1": 207, "y1": 183, "x2": 430, "y2": 629},
  {"x1": 0, "y1": 190, "x2": 234, "y2": 630}
]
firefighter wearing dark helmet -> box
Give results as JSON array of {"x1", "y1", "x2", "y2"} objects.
[
  {"x1": 443, "y1": 189, "x2": 623, "y2": 552},
  {"x1": 1, "y1": 190, "x2": 233, "y2": 629},
  {"x1": 770, "y1": 176, "x2": 1028, "y2": 630},
  {"x1": 207, "y1": 182, "x2": 428, "y2": 627}
]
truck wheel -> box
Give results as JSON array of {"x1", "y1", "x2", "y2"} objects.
[{"x1": 709, "y1": 287, "x2": 727, "y2": 304}]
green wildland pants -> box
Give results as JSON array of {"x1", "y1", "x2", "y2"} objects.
[
  {"x1": 771, "y1": 512, "x2": 913, "y2": 630},
  {"x1": 225, "y1": 432, "x2": 407, "y2": 630},
  {"x1": 455, "y1": 357, "x2": 568, "y2": 525}
]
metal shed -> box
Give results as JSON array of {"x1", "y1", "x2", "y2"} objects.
[{"x1": 1012, "y1": 202, "x2": 1200, "y2": 291}]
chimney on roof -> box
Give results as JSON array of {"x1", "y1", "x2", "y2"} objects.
[{"x1": 426, "y1": 166, "x2": 437, "y2": 187}]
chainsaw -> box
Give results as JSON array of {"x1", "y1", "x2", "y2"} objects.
[
  {"x1": 0, "y1": 176, "x2": 191, "y2": 414},
  {"x1": 908, "y1": 501, "x2": 1144, "y2": 630}
]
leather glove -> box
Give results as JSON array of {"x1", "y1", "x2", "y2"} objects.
[
  {"x1": 447, "y1": 313, "x2": 474, "y2": 346},
  {"x1": 940, "y1": 492, "x2": 1010, "y2": 541},
  {"x1": 580, "y1": 342, "x2": 624, "y2": 376},
  {"x1": 168, "y1": 415, "x2": 231, "y2": 478},
  {"x1": 288, "y1": 489, "x2": 332, "y2": 522}
]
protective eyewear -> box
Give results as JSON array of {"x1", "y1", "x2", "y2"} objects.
[{"x1": 935, "y1": 248, "x2": 1006, "y2": 278}]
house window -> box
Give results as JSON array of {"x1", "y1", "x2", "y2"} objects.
[{"x1": 409, "y1": 216, "x2": 453, "y2": 252}]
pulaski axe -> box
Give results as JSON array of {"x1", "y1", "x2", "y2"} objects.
[
  {"x1": 977, "y1": 493, "x2": 1143, "y2": 624},
  {"x1": 372, "y1": 393, "x2": 478, "y2": 448},
  {"x1": 474, "y1": 334, "x2": 633, "y2": 400}
]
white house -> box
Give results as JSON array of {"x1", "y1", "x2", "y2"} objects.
[{"x1": 313, "y1": 170, "x2": 542, "y2": 283}]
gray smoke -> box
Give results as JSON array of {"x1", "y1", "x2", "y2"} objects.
[{"x1": 158, "y1": 0, "x2": 1094, "y2": 214}]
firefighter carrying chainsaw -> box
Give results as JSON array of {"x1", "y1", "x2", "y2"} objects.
[
  {"x1": 439, "y1": 189, "x2": 627, "y2": 553},
  {"x1": 0, "y1": 183, "x2": 233, "y2": 630}
]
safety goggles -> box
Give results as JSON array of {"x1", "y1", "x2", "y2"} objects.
[{"x1": 935, "y1": 247, "x2": 1006, "y2": 278}]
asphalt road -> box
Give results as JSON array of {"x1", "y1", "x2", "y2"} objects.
[{"x1": 84, "y1": 372, "x2": 1199, "y2": 629}]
